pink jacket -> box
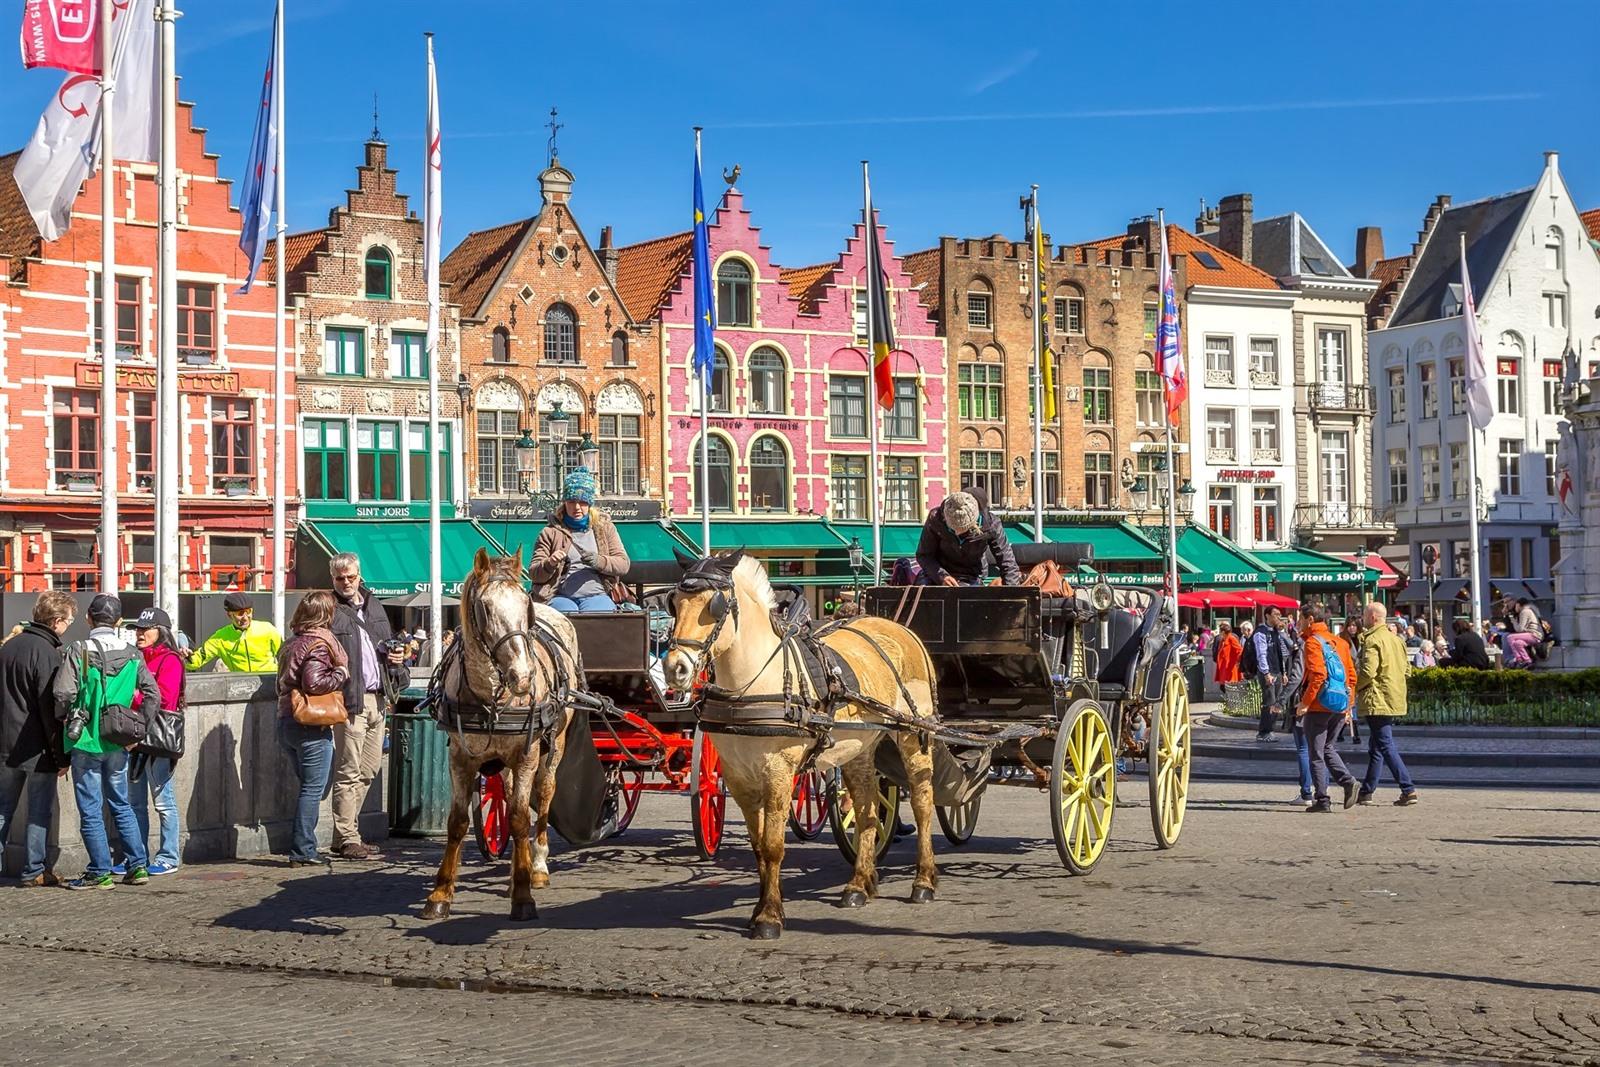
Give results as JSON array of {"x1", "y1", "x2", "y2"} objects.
[{"x1": 138, "y1": 644, "x2": 185, "y2": 712}]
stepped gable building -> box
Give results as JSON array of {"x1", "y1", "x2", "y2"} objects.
[
  {"x1": 615, "y1": 183, "x2": 949, "y2": 524},
  {"x1": 1358, "y1": 153, "x2": 1600, "y2": 625},
  {"x1": 1196, "y1": 195, "x2": 1387, "y2": 554},
  {"x1": 902, "y1": 228, "x2": 1181, "y2": 514},
  {"x1": 441, "y1": 158, "x2": 655, "y2": 519},
  {"x1": 0, "y1": 102, "x2": 292, "y2": 593},
  {"x1": 270, "y1": 138, "x2": 464, "y2": 524}
]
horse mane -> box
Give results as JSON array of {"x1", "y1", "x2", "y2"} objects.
[{"x1": 732, "y1": 554, "x2": 776, "y2": 613}]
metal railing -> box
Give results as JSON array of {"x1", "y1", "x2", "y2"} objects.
[
  {"x1": 1293, "y1": 503, "x2": 1395, "y2": 530},
  {"x1": 1304, "y1": 383, "x2": 1373, "y2": 412}
]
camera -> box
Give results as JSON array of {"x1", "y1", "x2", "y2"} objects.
[
  {"x1": 379, "y1": 638, "x2": 408, "y2": 656},
  {"x1": 65, "y1": 705, "x2": 91, "y2": 744}
]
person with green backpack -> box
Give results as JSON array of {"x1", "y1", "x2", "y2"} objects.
[{"x1": 50, "y1": 595, "x2": 162, "y2": 889}]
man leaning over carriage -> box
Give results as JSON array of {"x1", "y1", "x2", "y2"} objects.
[
  {"x1": 528, "y1": 468, "x2": 631, "y2": 613},
  {"x1": 915, "y1": 488, "x2": 1022, "y2": 588}
]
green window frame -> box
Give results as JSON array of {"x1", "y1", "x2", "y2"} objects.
[
  {"x1": 1083, "y1": 366, "x2": 1112, "y2": 424},
  {"x1": 394, "y1": 330, "x2": 426, "y2": 380},
  {"x1": 364, "y1": 247, "x2": 393, "y2": 300},
  {"x1": 356, "y1": 420, "x2": 401, "y2": 501},
  {"x1": 325, "y1": 327, "x2": 366, "y2": 376},
  {"x1": 303, "y1": 419, "x2": 349, "y2": 502},
  {"x1": 957, "y1": 363, "x2": 1002, "y2": 421},
  {"x1": 407, "y1": 422, "x2": 453, "y2": 503}
]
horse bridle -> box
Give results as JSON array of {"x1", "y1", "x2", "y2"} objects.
[
  {"x1": 463, "y1": 571, "x2": 535, "y2": 711},
  {"x1": 666, "y1": 558, "x2": 740, "y2": 674}
]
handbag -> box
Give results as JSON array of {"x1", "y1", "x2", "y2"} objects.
[
  {"x1": 144, "y1": 708, "x2": 186, "y2": 758},
  {"x1": 292, "y1": 687, "x2": 347, "y2": 728}
]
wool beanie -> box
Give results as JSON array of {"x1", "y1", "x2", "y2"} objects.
[
  {"x1": 942, "y1": 491, "x2": 980, "y2": 534},
  {"x1": 562, "y1": 466, "x2": 598, "y2": 505}
]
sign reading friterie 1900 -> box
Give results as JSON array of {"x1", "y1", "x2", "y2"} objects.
[{"x1": 76, "y1": 362, "x2": 240, "y2": 394}]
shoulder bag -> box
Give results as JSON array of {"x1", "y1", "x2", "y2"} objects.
[
  {"x1": 92, "y1": 640, "x2": 150, "y2": 749},
  {"x1": 143, "y1": 655, "x2": 187, "y2": 759},
  {"x1": 291, "y1": 638, "x2": 349, "y2": 727}
]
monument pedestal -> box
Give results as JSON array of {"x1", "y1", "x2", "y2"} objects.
[{"x1": 1554, "y1": 386, "x2": 1600, "y2": 668}]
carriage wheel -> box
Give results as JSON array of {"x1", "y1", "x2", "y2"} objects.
[
  {"x1": 1049, "y1": 699, "x2": 1116, "y2": 875},
  {"x1": 828, "y1": 773, "x2": 899, "y2": 866},
  {"x1": 611, "y1": 768, "x2": 646, "y2": 837},
  {"x1": 788, "y1": 767, "x2": 831, "y2": 840},
  {"x1": 1148, "y1": 667, "x2": 1192, "y2": 849},
  {"x1": 471, "y1": 770, "x2": 511, "y2": 862},
  {"x1": 689, "y1": 728, "x2": 727, "y2": 860},
  {"x1": 936, "y1": 791, "x2": 983, "y2": 846}
]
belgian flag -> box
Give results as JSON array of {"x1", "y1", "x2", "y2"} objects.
[{"x1": 863, "y1": 171, "x2": 896, "y2": 410}]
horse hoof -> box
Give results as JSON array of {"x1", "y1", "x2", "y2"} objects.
[
  {"x1": 509, "y1": 900, "x2": 538, "y2": 922},
  {"x1": 529, "y1": 872, "x2": 550, "y2": 890},
  {"x1": 747, "y1": 920, "x2": 783, "y2": 940},
  {"x1": 420, "y1": 899, "x2": 451, "y2": 920},
  {"x1": 909, "y1": 885, "x2": 936, "y2": 904},
  {"x1": 838, "y1": 889, "x2": 868, "y2": 909}
]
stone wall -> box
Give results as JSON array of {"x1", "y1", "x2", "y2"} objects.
[
  {"x1": 1, "y1": 672, "x2": 388, "y2": 877},
  {"x1": 1553, "y1": 385, "x2": 1600, "y2": 668}
]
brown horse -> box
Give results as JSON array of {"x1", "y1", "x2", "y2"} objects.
[
  {"x1": 421, "y1": 548, "x2": 582, "y2": 921},
  {"x1": 664, "y1": 551, "x2": 941, "y2": 939}
]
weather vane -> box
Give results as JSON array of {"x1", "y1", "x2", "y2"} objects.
[
  {"x1": 723, "y1": 164, "x2": 741, "y2": 187},
  {"x1": 371, "y1": 93, "x2": 380, "y2": 142},
  {"x1": 546, "y1": 107, "x2": 562, "y2": 167}
]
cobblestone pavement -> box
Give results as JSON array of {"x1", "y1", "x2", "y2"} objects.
[{"x1": 4, "y1": 779, "x2": 1598, "y2": 1066}]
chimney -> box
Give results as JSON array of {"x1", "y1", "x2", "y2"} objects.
[
  {"x1": 599, "y1": 225, "x2": 617, "y2": 283},
  {"x1": 539, "y1": 163, "x2": 572, "y2": 207},
  {"x1": 1194, "y1": 199, "x2": 1218, "y2": 236},
  {"x1": 1217, "y1": 193, "x2": 1253, "y2": 264},
  {"x1": 364, "y1": 139, "x2": 387, "y2": 170},
  {"x1": 1125, "y1": 215, "x2": 1159, "y2": 252},
  {"x1": 1354, "y1": 226, "x2": 1385, "y2": 278}
]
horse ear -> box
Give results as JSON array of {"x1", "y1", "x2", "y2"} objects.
[
  {"x1": 720, "y1": 547, "x2": 747, "y2": 571},
  {"x1": 473, "y1": 548, "x2": 489, "y2": 574},
  {"x1": 673, "y1": 548, "x2": 697, "y2": 570},
  {"x1": 512, "y1": 546, "x2": 524, "y2": 574}
]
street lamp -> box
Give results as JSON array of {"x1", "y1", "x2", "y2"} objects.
[
  {"x1": 576, "y1": 431, "x2": 600, "y2": 474},
  {"x1": 514, "y1": 428, "x2": 538, "y2": 492},
  {"x1": 546, "y1": 400, "x2": 571, "y2": 444},
  {"x1": 1129, "y1": 476, "x2": 1150, "y2": 513},
  {"x1": 1354, "y1": 544, "x2": 1370, "y2": 609},
  {"x1": 848, "y1": 536, "x2": 865, "y2": 595}
]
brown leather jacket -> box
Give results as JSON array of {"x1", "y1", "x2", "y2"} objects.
[
  {"x1": 276, "y1": 627, "x2": 350, "y2": 721},
  {"x1": 527, "y1": 511, "x2": 630, "y2": 602}
]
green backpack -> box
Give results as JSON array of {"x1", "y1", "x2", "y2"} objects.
[{"x1": 66, "y1": 640, "x2": 144, "y2": 755}]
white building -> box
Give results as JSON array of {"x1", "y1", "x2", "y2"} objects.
[{"x1": 1364, "y1": 152, "x2": 1600, "y2": 625}]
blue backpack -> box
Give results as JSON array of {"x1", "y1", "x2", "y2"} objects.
[{"x1": 1313, "y1": 636, "x2": 1349, "y2": 713}]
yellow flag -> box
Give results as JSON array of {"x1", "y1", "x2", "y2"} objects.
[{"x1": 1034, "y1": 209, "x2": 1056, "y2": 421}]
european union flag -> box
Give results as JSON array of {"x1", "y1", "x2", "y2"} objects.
[
  {"x1": 691, "y1": 134, "x2": 715, "y2": 392},
  {"x1": 236, "y1": 4, "x2": 279, "y2": 294}
]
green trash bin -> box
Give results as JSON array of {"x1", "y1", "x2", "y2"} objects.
[{"x1": 388, "y1": 690, "x2": 453, "y2": 837}]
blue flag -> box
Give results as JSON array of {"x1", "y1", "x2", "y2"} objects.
[
  {"x1": 691, "y1": 136, "x2": 715, "y2": 391},
  {"x1": 236, "y1": 6, "x2": 279, "y2": 294}
]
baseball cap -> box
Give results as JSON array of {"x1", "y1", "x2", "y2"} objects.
[
  {"x1": 134, "y1": 607, "x2": 172, "y2": 630},
  {"x1": 223, "y1": 591, "x2": 254, "y2": 612},
  {"x1": 87, "y1": 593, "x2": 122, "y2": 623}
]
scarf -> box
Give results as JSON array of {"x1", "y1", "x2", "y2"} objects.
[{"x1": 560, "y1": 510, "x2": 591, "y2": 533}]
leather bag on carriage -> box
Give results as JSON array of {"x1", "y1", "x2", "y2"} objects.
[
  {"x1": 548, "y1": 707, "x2": 611, "y2": 847},
  {"x1": 873, "y1": 737, "x2": 991, "y2": 807}
]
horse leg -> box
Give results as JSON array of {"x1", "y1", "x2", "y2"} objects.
[
  {"x1": 422, "y1": 757, "x2": 471, "y2": 919},
  {"x1": 529, "y1": 724, "x2": 564, "y2": 891},
  {"x1": 897, "y1": 728, "x2": 939, "y2": 904},
  {"x1": 507, "y1": 747, "x2": 539, "y2": 921},
  {"x1": 749, "y1": 760, "x2": 796, "y2": 940},
  {"x1": 837, "y1": 749, "x2": 881, "y2": 909},
  {"x1": 722, "y1": 773, "x2": 767, "y2": 931}
]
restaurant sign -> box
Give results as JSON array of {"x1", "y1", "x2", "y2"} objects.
[
  {"x1": 469, "y1": 497, "x2": 663, "y2": 522},
  {"x1": 305, "y1": 501, "x2": 457, "y2": 520},
  {"x1": 1215, "y1": 469, "x2": 1276, "y2": 483},
  {"x1": 76, "y1": 362, "x2": 240, "y2": 394}
]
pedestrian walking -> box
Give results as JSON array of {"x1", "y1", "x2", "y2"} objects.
[
  {"x1": 0, "y1": 591, "x2": 76, "y2": 886},
  {"x1": 1213, "y1": 620, "x2": 1242, "y2": 685},
  {"x1": 1296, "y1": 602, "x2": 1358, "y2": 813},
  {"x1": 122, "y1": 608, "x2": 185, "y2": 877},
  {"x1": 1356, "y1": 602, "x2": 1419, "y2": 807},
  {"x1": 1281, "y1": 613, "x2": 1313, "y2": 801},
  {"x1": 276, "y1": 591, "x2": 350, "y2": 867},
  {"x1": 187, "y1": 591, "x2": 283, "y2": 673},
  {"x1": 327, "y1": 553, "x2": 407, "y2": 860},
  {"x1": 1251, "y1": 607, "x2": 1294, "y2": 742},
  {"x1": 52, "y1": 594, "x2": 162, "y2": 888}
]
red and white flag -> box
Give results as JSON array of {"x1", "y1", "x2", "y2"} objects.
[
  {"x1": 15, "y1": 0, "x2": 156, "y2": 241},
  {"x1": 1460, "y1": 239, "x2": 1494, "y2": 430},
  {"x1": 19, "y1": 0, "x2": 105, "y2": 75}
]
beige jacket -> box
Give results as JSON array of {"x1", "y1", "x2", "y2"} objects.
[
  {"x1": 1357, "y1": 623, "x2": 1409, "y2": 718},
  {"x1": 526, "y1": 512, "x2": 630, "y2": 602}
]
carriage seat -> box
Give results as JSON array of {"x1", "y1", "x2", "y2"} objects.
[
  {"x1": 1091, "y1": 587, "x2": 1159, "y2": 687},
  {"x1": 1011, "y1": 541, "x2": 1095, "y2": 572},
  {"x1": 622, "y1": 559, "x2": 687, "y2": 587}
]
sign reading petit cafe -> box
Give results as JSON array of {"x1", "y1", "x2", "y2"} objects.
[{"x1": 76, "y1": 362, "x2": 241, "y2": 394}]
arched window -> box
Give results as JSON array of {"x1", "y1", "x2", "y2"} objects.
[
  {"x1": 695, "y1": 347, "x2": 733, "y2": 413},
  {"x1": 749, "y1": 435, "x2": 789, "y2": 513},
  {"x1": 364, "y1": 246, "x2": 392, "y2": 299},
  {"x1": 693, "y1": 436, "x2": 733, "y2": 513},
  {"x1": 1545, "y1": 226, "x2": 1564, "y2": 271},
  {"x1": 716, "y1": 260, "x2": 753, "y2": 327},
  {"x1": 544, "y1": 303, "x2": 578, "y2": 363},
  {"x1": 610, "y1": 330, "x2": 629, "y2": 366},
  {"x1": 491, "y1": 326, "x2": 511, "y2": 363},
  {"x1": 748, "y1": 346, "x2": 786, "y2": 414},
  {"x1": 965, "y1": 278, "x2": 994, "y2": 330}
]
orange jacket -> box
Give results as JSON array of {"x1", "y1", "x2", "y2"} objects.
[
  {"x1": 1298, "y1": 622, "x2": 1357, "y2": 715},
  {"x1": 1214, "y1": 633, "x2": 1243, "y2": 683}
]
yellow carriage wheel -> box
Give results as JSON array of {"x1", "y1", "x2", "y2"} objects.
[
  {"x1": 829, "y1": 774, "x2": 900, "y2": 866},
  {"x1": 1148, "y1": 667, "x2": 1192, "y2": 849},
  {"x1": 1049, "y1": 700, "x2": 1117, "y2": 875}
]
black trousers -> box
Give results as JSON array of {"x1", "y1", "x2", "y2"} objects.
[{"x1": 1302, "y1": 711, "x2": 1354, "y2": 803}]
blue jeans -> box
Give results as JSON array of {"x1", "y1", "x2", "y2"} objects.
[
  {"x1": 1360, "y1": 716, "x2": 1416, "y2": 796},
  {"x1": 1291, "y1": 718, "x2": 1313, "y2": 799},
  {"x1": 277, "y1": 717, "x2": 334, "y2": 862},
  {"x1": 0, "y1": 763, "x2": 57, "y2": 880},
  {"x1": 129, "y1": 753, "x2": 180, "y2": 868},
  {"x1": 71, "y1": 748, "x2": 146, "y2": 876},
  {"x1": 550, "y1": 593, "x2": 617, "y2": 613}
]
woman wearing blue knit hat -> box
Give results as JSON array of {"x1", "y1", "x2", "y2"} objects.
[{"x1": 526, "y1": 467, "x2": 631, "y2": 612}]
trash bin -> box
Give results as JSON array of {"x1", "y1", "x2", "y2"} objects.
[
  {"x1": 388, "y1": 690, "x2": 452, "y2": 837},
  {"x1": 1182, "y1": 655, "x2": 1205, "y2": 704}
]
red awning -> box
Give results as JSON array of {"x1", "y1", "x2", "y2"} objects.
[
  {"x1": 1177, "y1": 590, "x2": 1255, "y2": 610},
  {"x1": 1335, "y1": 552, "x2": 1401, "y2": 589},
  {"x1": 1235, "y1": 590, "x2": 1301, "y2": 610}
]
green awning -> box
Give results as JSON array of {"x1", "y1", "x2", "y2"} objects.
[
  {"x1": 825, "y1": 522, "x2": 925, "y2": 560},
  {"x1": 1036, "y1": 521, "x2": 1165, "y2": 563},
  {"x1": 671, "y1": 519, "x2": 848, "y2": 553},
  {"x1": 485, "y1": 519, "x2": 692, "y2": 564},
  {"x1": 1168, "y1": 525, "x2": 1272, "y2": 588},
  {"x1": 299, "y1": 519, "x2": 502, "y2": 597},
  {"x1": 1253, "y1": 547, "x2": 1366, "y2": 587}
]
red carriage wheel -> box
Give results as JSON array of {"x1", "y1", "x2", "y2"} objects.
[
  {"x1": 471, "y1": 770, "x2": 511, "y2": 862},
  {"x1": 612, "y1": 768, "x2": 645, "y2": 836},
  {"x1": 787, "y1": 767, "x2": 831, "y2": 840},
  {"x1": 690, "y1": 728, "x2": 727, "y2": 860}
]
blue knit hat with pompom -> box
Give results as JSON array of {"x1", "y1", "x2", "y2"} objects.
[{"x1": 562, "y1": 466, "x2": 597, "y2": 505}]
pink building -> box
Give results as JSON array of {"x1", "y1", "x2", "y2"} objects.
[{"x1": 615, "y1": 185, "x2": 949, "y2": 524}]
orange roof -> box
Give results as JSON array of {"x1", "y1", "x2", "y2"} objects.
[
  {"x1": 777, "y1": 261, "x2": 832, "y2": 313},
  {"x1": 1077, "y1": 223, "x2": 1280, "y2": 290},
  {"x1": 1582, "y1": 208, "x2": 1600, "y2": 243},
  {"x1": 0, "y1": 151, "x2": 42, "y2": 265},
  {"x1": 261, "y1": 227, "x2": 330, "y2": 285},
  {"x1": 899, "y1": 247, "x2": 942, "y2": 315},
  {"x1": 439, "y1": 217, "x2": 535, "y2": 320},
  {"x1": 1365, "y1": 253, "x2": 1411, "y2": 321},
  {"x1": 613, "y1": 231, "x2": 692, "y2": 321}
]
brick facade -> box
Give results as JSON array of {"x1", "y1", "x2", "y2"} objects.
[{"x1": 0, "y1": 102, "x2": 293, "y2": 593}]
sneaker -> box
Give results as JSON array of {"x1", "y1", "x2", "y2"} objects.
[
  {"x1": 109, "y1": 862, "x2": 127, "y2": 877},
  {"x1": 18, "y1": 872, "x2": 61, "y2": 888},
  {"x1": 288, "y1": 857, "x2": 327, "y2": 869},
  {"x1": 1394, "y1": 792, "x2": 1419, "y2": 807},
  {"x1": 1342, "y1": 780, "x2": 1358, "y2": 810},
  {"x1": 1255, "y1": 733, "x2": 1279, "y2": 743},
  {"x1": 1356, "y1": 791, "x2": 1374, "y2": 806},
  {"x1": 122, "y1": 866, "x2": 149, "y2": 886},
  {"x1": 65, "y1": 873, "x2": 115, "y2": 890},
  {"x1": 1292, "y1": 792, "x2": 1313, "y2": 806},
  {"x1": 1306, "y1": 800, "x2": 1333, "y2": 813},
  {"x1": 147, "y1": 861, "x2": 178, "y2": 877}
]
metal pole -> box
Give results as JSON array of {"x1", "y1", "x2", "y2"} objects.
[
  {"x1": 270, "y1": 0, "x2": 287, "y2": 631},
  {"x1": 424, "y1": 32, "x2": 442, "y2": 662},
  {"x1": 1029, "y1": 186, "x2": 1044, "y2": 541},
  {"x1": 1159, "y1": 209, "x2": 1180, "y2": 615},
  {"x1": 97, "y1": 0, "x2": 119, "y2": 594},
  {"x1": 696, "y1": 129, "x2": 712, "y2": 556},
  {"x1": 1462, "y1": 233, "x2": 1485, "y2": 636},
  {"x1": 861, "y1": 161, "x2": 882, "y2": 582},
  {"x1": 155, "y1": 0, "x2": 179, "y2": 621}
]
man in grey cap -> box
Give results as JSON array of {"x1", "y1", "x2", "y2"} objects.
[{"x1": 915, "y1": 486, "x2": 1022, "y2": 587}]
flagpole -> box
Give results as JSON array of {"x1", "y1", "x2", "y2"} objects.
[
  {"x1": 97, "y1": 0, "x2": 119, "y2": 595},
  {"x1": 1159, "y1": 209, "x2": 1180, "y2": 614},
  {"x1": 696, "y1": 128, "x2": 712, "y2": 556},
  {"x1": 155, "y1": 0, "x2": 179, "y2": 622},
  {"x1": 861, "y1": 160, "x2": 882, "y2": 581},
  {"x1": 270, "y1": 0, "x2": 287, "y2": 631},
  {"x1": 1462, "y1": 232, "x2": 1485, "y2": 635},
  {"x1": 425, "y1": 32, "x2": 443, "y2": 662},
  {"x1": 1029, "y1": 186, "x2": 1044, "y2": 541}
]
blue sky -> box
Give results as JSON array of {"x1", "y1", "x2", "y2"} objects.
[{"x1": 3, "y1": 0, "x2": 1595, "y2": 269}]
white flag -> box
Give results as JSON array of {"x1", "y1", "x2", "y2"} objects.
[
  {"x1": 423, "y1": 33, "x2": 442, "y2": 351},
  {"x1": 15, "y1": 0, "x2": 158, "y2": 242},
  {"x1": 1461, "y1": 244, "x2": 1494, "y2": 430}
]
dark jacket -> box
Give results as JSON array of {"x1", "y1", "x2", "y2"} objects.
[
  {"x1": 915, "y1": 508, "x2": 1022, "y2": 586},
  {"x1": 276, "y1": 627, "x2": 351, "y2": 721},
  {"x1": 0, "y1": 622, "x2": 66, "y2": 772},
  {"x1": 1450, "y1": 631, "x2": 1491, "y2": 670},
  {"x1": 52, "y1": 628, "x2": 163, "y2": 756},
  {"x1": 329, "y1": 585, "x2": 404, "y2": 709}
]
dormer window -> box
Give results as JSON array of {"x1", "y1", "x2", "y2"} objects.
[
  {"x1": 716, "y1": 260, "x2": 753, "y2": 327},
  {"x1": 1441, "y1": 282, "x2": 1463, "y2": 319}
]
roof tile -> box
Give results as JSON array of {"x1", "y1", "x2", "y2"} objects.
[
  {"x1": 899, "y1": 247, "x2": 942, "y2": 316},
  {"x1": 1077, "y1": 223, "x2": 1280, "y2": 290},
  {"x1": 1582, "y1": 208, "x2": 1600, "y2": 243},
  {"x1": 613, "y1": 231, "x2": 692, "y2": 321},
  {"x1": 776, "y1": 261, "x2": 832, "y2": 313},
  {"x1": 0, "y1": 151, "x2": 42, "y2": 265},
  {"x1": 261, "y1": 227, "x2": 330, "y2": 288},
  {"x1": 439, "y1": 217, "x2": 535, "y2": 320}
]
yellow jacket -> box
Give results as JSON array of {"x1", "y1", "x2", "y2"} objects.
[
  {"x1": 1357, "y1": 624, "x2": 1408, "y2": 718},
  {"x1": 187, "y1": 620, "x2": 283, "y2": 673}
]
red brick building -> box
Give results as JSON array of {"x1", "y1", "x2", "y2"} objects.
[{"x1": 0, "y1": 102, "x2": 293, "y2": 592}]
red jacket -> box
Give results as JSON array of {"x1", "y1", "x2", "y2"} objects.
[
  {"x1": 1298, "y1": 622, "x2": 1357, "y2": 715},
  {"x1": 1214, "y1": 633, "x2": 1243, "y2": 683}
]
